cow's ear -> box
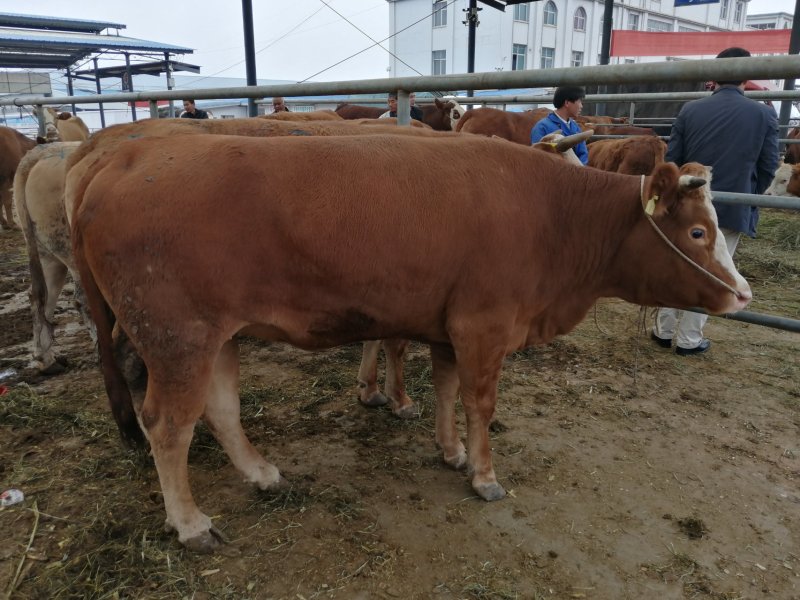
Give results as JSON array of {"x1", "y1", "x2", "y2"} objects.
[
  {"x1": 435, "y1": 98, "x2": 444, "y2": 108},
  {"x1": 643, "y1": 162, "x2": 680, "y2": 217}
]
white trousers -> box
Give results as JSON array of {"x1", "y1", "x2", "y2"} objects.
[{"x1": 654, "y1": 228, "x2": 741, "y2": 349}]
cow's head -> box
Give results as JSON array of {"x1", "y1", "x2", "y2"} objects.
[
  {"x1": 532, "y1": 130, "x2": 593, "y2": 165},
  {"x1": 764, "y1": 162, "x2": 800, "y2": 197},
  {"x1": 614, "y1": 161, "x2": 751, "y2": 315},
  {"x1": 440, "y1": 96, "x2": 467, "y2": 130}
]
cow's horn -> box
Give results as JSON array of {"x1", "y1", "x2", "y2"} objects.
[
  {"x1": 678, "y1": 175, "x2": 707, "y2": 190},
  {"x1": 555, "y1": 129, "x2": 594, "y2": 151}
]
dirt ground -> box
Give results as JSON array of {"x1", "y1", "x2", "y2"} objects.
[{"x1": 1, "y1": 210, "x2": 799, "y2": 600}]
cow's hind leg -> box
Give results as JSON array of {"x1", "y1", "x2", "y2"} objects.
[
  {"x1": 382, "y1": 339, "x2": 417, "y2": 418},
  {"x1": 357, "y1": 340, "x2": 388, "y2": 407},
  {"x1": 31, "y1": 252, "x2": 69, "y2": 373},
  {"x1": 142, "y1": 365, "x2": 221, "y2": 553},
  {"x1": 203, "y1": 338, "x2": 286, "y2": 491},
  {"x1": 430, "y1": 343, "x2": 466, "y2": 470}
]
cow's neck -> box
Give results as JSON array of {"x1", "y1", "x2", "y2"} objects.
[{"x1": 521, "y1": 169, "x2": 645, "y2": 345}]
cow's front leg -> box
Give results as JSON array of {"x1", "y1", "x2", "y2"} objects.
[{"x1": 430, "y1": 343, "x2": 466, "y2": 470}]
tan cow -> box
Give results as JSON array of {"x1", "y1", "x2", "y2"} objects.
[
  {"x1": 13, "y1": 142, "x2": 89, "y2": 372},
  {"x1": 71, "y1": 133, "x2": 750, "y2": 551},
  {"x1": 0, "y1": 125, "x2": 37, "y2": 230},
  {"x1": 33, "y1": 107, "x2": 90, "y2": 142},
  {"x1": 588, "y1": 136, "x2": 668, "y2": 176},
  {"x1": 336, "y1": 99, "x2": 464, "y2": 131},
  {"x1": 764, "y1": 162, "x2": 800, "y2": 196}
]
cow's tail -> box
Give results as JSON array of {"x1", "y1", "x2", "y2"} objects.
[
  {"x1": 13, "y1": 148, "x2": 56, "y2": 370},
  {"x1": 454, "y1": 110, "x2": 473, "y2": 133},
  {"x1": 71, "y1": 173, "x2": 145, "y2": 448}
]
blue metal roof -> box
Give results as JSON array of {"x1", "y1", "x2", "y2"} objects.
[{"x1": 0, "y1": 12, "x2": 125, "y2": 33}]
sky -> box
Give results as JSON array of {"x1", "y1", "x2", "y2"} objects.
[{"x1": 6, "y1": 0, "x2": 799, "y2": 84}]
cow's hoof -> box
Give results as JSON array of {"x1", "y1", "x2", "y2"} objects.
[
  {"x1": 261, "y1": 475, "x2": 290, "y2": 492},
  {"x1": 360, "y1": 391, "x2": 388, "y2": 407},
  {"x1": 181, "y1": 526, "x2": 227, "y2": 554},
  {"x1": 392, "y1": 403, "x2": 420, "y2": 419},
  {"x1": 443, "y1": 450, "x2": 468, "y2": 471},
  {"x1": 40, "y1": 360, "x2": 67, "y2": 376},
  {"x1": 473, "y1": 482, "x2": 506, "y2": 502}
]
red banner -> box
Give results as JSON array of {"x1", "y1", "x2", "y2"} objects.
[{"x1": 610, "y1": 29, "x2": 792, "y2": 57}]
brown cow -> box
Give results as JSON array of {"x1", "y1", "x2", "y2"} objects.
[
  {"x1": 784, "y1": 127, "x2": 800, "y2": 165},
  {"x1": 71, "y1": 133, "x2": 750, "y2": 551},
  {"x1": 764, "y1": 162, "x2": 800, "y2": 196},
  {"x1": 0, "y1": 125, "x2": 37, "y2": 230},
  {"x1": 589, "y1": 136, "x2": 668, "y2": 176},
  {"x1": 336, "y1": 98, "x2": 462, "y2": 131},
  {"x1": 456, "y1": 107, "x2": 622, "y2": 145}
]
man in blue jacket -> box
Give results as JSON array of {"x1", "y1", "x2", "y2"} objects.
[
  {"x1": 530, "y1": 86, "x2": 589, "y2": 165},
  {"x1": 652, "y1": 47, "x2": 779, "y2": 356}
]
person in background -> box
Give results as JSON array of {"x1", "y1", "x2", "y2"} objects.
[
  {"x1": 530, "y1": 86, "x2": 589, "y2": 165},
  {"x1": 379, "y1": 92, "x2": 423, "y2": 122},
  {"x1": 272, "y1": 97, "x2": 290, "y2": 113},
  {"x1": 180, "y1": 99, "x2": 208, "y2": 119},
  {"x1": 651, "y1": 46, "x2": 779, "y2": 356}
]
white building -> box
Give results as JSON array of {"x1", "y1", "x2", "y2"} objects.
[
  {"x1": 746, "y1": 11, "x2": 793, "y2": 30},
  {"x1": 387, "y1": 0, "x2": 751, "y2": 76}
]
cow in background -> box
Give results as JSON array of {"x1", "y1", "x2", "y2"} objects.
[
  {"x1": 71, "y1": 131, "x2": 750, "y2": 551},
  {"x1": 589, "y1": 136, "x2": 668, "y2": 175},
  {"x1": 764, "y1": 162, "x2": 800, "y2": 196},
  {"x1": 0, "y1": 125, "x2": 37, "y2": 230},
  {"x1": 259, "y1": 110, "x2": 343, "y2": 121},
  {"x1": 32, "y1": 107, "x2": 90, "y2": 142},
  {"x1": 784, "y1": 128, "x2": 800, "y2": 164},
  {"x1": 336, "y1": 98, "x2": 462, "y2": 131}
]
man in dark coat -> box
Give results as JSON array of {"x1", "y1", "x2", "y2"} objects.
[
  {"x1": 180, "y1": 99, "x2": 209, "y2": 119},
  {"x1": 652, "y1": 47, "x2": 779, "y2": 355},
  {"x1": 379, "y1": 92, "x2": 424, "y2": 122}
]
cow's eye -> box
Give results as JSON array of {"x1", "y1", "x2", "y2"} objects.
[{"x1": 691, "y1": 228, "x2": 705, "y2": 239}]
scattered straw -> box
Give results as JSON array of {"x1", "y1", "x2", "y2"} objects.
[{"x1": 5, "y1": 500, "x2": 40, "y2": 600}]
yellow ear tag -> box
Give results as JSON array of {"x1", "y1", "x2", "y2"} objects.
[{"x1": 645, "y1": 194, "x2": 659, "y2": 216}]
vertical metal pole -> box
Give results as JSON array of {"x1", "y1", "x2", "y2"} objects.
[
  {"x1": 778, "y1": 0, "x2": 799, "y2": 153},
  {"x1": 599, "y1": 0, "x2": 614, "y2": 65},
  {"x1": 629, "y1": 102, "x2": 635, "y2": 124},
  {"x1": 35, "y1": 104, "x2": 46, "y2": 139},
  {"x1": 125, "y1": 52, "x2": 137, "y2": 122},
  {"x1": 465, "y1": 0, "x2": 479, "y2": 107},
  {"x1": 242, "y1": 0, "x2": 258, "y2": 117},
  {"x1": 93, "y1": 57, "x2": 105, "y2": 128},
  {"x1": 149, "y1": 100, "x2": 159, "y2": 119},
  {"x1": 397, "y1": 90, "x2": 411, "y2": 126},
  {"x1": 165, "y1": 52, "x2": 175, "y2": 118},
  {"x1": 66, "y1": 68, "x2": 76, "y2": 115}
]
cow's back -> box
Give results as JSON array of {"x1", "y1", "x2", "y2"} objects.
[
  {"x1": 259, "y1": 110, "x2": 343, "y2": 121},
  {"x1": 589, "y1": 136, "x2": 666, "y2": 175},
  {"x1": 335, "y1": 104, "x2": 385, "y2": 120},
  {"x1": 456, "y1": 107, "x2": 542, "y2": 145}
]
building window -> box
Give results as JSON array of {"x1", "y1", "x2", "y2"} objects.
[
  {"x1": 647, "y1": 19, "x2": 673, "y2": 32},
  {"x1": 432, "y1": 50, "x2": 446, "y2": 75},
  {"x1": 544, "y1": 1, "x2": 558, "y2": 26},
  {"x1": 571, "y1": 51, "x2": 584, "y2": 67},
  {"x1": 433, "y1": 0, "x2": 447, "y2": 27},
  {"x1": 512, "y1": 44, "x2": 527, "y2": 70},
  {"x1": 734, "y1": 1, "x2": 743, "y2": 23},
  {"x1": 678, "y1": 25, "x2": 698, "y2": 32},
  {"x1": 628, "y1": 13, "x2": 640, "y2": 31},
  {"x1": 573, "y1": 7, "x2": 586, "y2": 31},
  {"x1": 513, "y1": 3, "x2": 529, "y2": 22},
  {"x1": 541, "y1": 47, "x2": 555, "y2": 68},
  {"x1": 625, "y1": 58, "x2": 635, "y2": 64},
  {"x1": 721, "y1": 0, "x2": 729, "y2": 19}
]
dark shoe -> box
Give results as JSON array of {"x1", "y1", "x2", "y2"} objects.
[
  {"x1": 675, "y1": 339, "x2": 711, "y2": 356},
  {"x1": 650, "y1": 331, "x2": 672, "y2": 349}
]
